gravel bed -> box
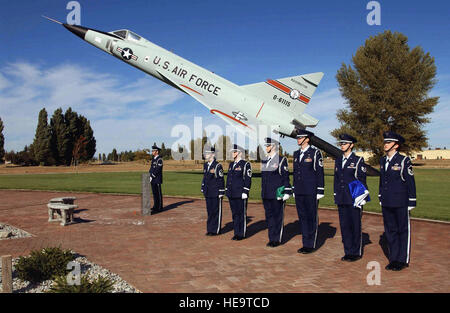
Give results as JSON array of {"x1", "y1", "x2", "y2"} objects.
[
  {"x1": 0, "y1": 252, "x2": 141, "y2": 293},
  {"x1": 0, "y1": 222, "x2": 32, "y2": 240}
]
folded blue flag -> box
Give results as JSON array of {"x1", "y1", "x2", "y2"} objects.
[{"x1": 348, "y1": 180, "x2": 370, "y2": 208}]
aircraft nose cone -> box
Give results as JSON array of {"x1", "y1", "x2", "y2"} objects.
[{"x1": 63, "y1": 24, "x2": 88, "y2": 39}]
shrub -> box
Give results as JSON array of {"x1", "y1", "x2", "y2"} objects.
[
  {"x1": 15, "y1": 247, "x2": 75, "y2": 283},
  {"x1": 48, "y1": 274, "x2": 114, "y2": 293}
]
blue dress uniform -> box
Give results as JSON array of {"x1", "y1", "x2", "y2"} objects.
[
  {"x1": 261, "y1": 138, "x2": 292, "y2": 246},
  {"x1": 149, "y1": 146, "x2": 163, "y2": 213},
  {"x1": 201, "y1": 150, "x2": 225, "y2": 235},
  {"x1": 226, "y1": 145, "x2": 252, "y2": 239},
  {"x1": 293, "y1": 129, "x2": 324, "y2": 252},
  {"x1": 334, "y1": 134, "x2": 368, "y2": 261},
  {"x1": 379, "y1": 132, "x2": 416, "y2": 270}
]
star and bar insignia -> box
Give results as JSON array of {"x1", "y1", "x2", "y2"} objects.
[{"x1": 116, "y1": 47, "x2": 138, "y2": 61}]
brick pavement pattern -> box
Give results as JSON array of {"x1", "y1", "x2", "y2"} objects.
[{"x1": 0, "y1": 190, "x2": 448, "y2": 292}]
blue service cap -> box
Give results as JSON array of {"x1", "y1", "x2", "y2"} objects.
[
  {"x1": 151, "y1": 145, "x2": 161, "y2": 151},
  {"x1": 264, "y1": 137, "x2": 280, "y2": 146},
  {"x1": 339, "y1": 133, "x2": 357, "y2": 144},
  {"x1": 230, "y1": 144, "x2": 244, "y2": 153},
  {"x1": 296, "y1": 129, "x2": 314, "y2": 138},
  {"x1": 383, "y1": 131, "x2": 405, "y2": 144},
  {"x1": 203, "y1": 145, "x2": 215, "y2": 153}
]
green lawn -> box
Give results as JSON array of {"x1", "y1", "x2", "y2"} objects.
[{"x1": 0, "y1": 168, "x2": 449, "y2": 221}]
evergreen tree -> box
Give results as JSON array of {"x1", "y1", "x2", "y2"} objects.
[
  {"x1": 32, "y1": 109, "x2": 53, "y2": 165},
  {"x1": 50, "y1": 108, "x2": 70, "y2": 165},
  {"x1": 333, "y1": 31, "x2": 438, "y2": 164},
  {"x1": 112, "y1": 148, "x2": 118, "y2": 162},
  {"x1": 64, "y1": 107, "x2": 80, "y2": 165},
  {"x1": 216, "y1": 135, "x2": 232, "y2": 161},
  {"x1": 79, "y1": 115, "x2": 96, "y2": 161},
  {"x1": 0, "y1": 117, "x2": 4, "y2": 163}
]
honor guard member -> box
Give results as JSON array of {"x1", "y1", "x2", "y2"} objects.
[
  {"x1": 201, "y1": 145, "x2": 226, "y2": 236},
  {"x1": 379, "y1": 131, "x2": 416, "y2": 271},
  {"x1": 226, "y1": 144, "x2": 252, "y2": 240},
  {"x1": 293, "y1": 129, "x2": 325, "y2": 254},
  {"x1": 149, "y1": 145, "x2": 163, "y2": 214},
  {"x1": 261, "y1": 137, "x2": 292, "y2": 247},
  {"x1": 334, "y1": 134, "x2": 368, "y2": 262}
]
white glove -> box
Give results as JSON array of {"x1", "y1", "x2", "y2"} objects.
[
  {"x1": 292, "y1": 193, "x2": 295, "y2": 198},
  {"x1": 317, "y1": 194, "x2": 324, "y2": 200},
  {"x1": 219, "y1": 195, "x2": 224, "y2": 198},
  {"x1": 408, "y1": 206, "x2": 415, "y2": 211},
  {"x1": 282, "y1": 194, "x2": 290, "y2": 201},
  {"x1": 149, "y1": 176, "x2": 153, "y2": 183},
  {"x1": 242, "y1": 193, "x2": 248, "y2": 200},
  {"x1": 360, "y1": 200, "x2": 366, "y2": 206}
]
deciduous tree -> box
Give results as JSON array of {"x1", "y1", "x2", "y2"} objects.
[{"x1": 333, "y1": 31, "x2": 438, "y2": 164}]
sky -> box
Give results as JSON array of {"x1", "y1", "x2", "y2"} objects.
[{"x1": 0, "y1": 0, "x2": 449, "y2": 156}]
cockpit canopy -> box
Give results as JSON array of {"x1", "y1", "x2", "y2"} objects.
[{"x1": 110, "y1": 29, "x2": 142, "y2": 42}]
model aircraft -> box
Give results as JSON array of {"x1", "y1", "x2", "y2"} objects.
[{"x1": 43, "y1": 17, "x2": 379, "y2": 175}]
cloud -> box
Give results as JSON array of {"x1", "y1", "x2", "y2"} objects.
[{"x1": 0, "y1": 61, "x2": 185, "y2": 153}]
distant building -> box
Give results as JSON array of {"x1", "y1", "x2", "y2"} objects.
[{"x1": 412, "y1": 149, "x2": 450, "y2": 160}]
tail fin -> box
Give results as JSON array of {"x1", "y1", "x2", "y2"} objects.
[{"x1": 241, "y1": 72, "x2": 323, "y2": 127}]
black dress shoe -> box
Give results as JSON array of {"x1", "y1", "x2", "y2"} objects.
[
  {"x1": 231, "y1": 235, "x2": 238, "y2": 240},
  {"x1": 298, "y1": 247, "x2": 314, "y2": 254},
  {"x1": 385, "y1": 262, "x2": 395, "y2": 270},
  {"x1": 271, "y1": 241, "x2": 280, "y2": 247},
  {"x1": 235, "y1": 236, "x2": 245, "y2": 241},
  {"x1": 392, "y1": 262, "x2": 408, "y2": 271},
  {"x1": 266, "y1": 241, "x2": 274, "y2": 247},
  {"x1": 348, "y1": 255, "x2": 362, "y2": 262},
  {"x1": 341, "y1": 255, "x2": 351, "y2": 261}
]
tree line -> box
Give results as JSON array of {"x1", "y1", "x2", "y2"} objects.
[
  {"x1": 100, "y1": 143, "x2": 172, "y2": 163},
  {"x1": 3, "y1": 108, "x2": 96, "y2": 166}
]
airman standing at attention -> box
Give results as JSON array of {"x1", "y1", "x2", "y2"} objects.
[
  {"x1": 334, "y1": 134, "x2": 369, "y2": 262},
  {"x1": 261, "y1": 137, "x2": 292, "y2": 247},
  {"x1": 226, "y1": 144, "x2": 252, "y2": 241},
  {"x1": 149, "y1": 145, "x2": 163, "y2": 214},
  {"x1": 292, "y1": 129, "x2": 324, "y2": 254},
  {"x1": 201, "y1": 145, "x2": 226, "y2": 236},
  {"x1": 379, "y1": 131, "x2": 416, "y2": 271}
]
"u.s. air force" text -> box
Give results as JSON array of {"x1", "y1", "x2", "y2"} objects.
[{"x1": 153, "y1": 56, "x2": 221, "y2": 96}]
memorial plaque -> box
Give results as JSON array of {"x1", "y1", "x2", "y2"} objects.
[{"x1": 141, "y1": 173, "x2": 152, "y2": 215}]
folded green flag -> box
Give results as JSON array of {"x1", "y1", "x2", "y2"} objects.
[{"x1": 276, "y1": 186, "x2": 285, "y2": 199}]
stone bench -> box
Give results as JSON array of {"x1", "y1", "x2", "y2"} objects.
[
  {"x1": 49, "y1": 197, "x2": 77, "y2": 205},
  {"x1": 47, "y1": 200, "x2": 78, "y2": 226}
]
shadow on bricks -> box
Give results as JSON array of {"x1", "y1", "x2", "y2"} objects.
[
  {"x1": 151, "y1": 200, "x2": 194, "y2": 215},
  {"x1": 378, "y1": 232, "x2": 390, "y2": 260},
  {"x1": 246, "y1": 219, "x2": 268, "y2": 238},
  {"x1": 316, "y1": 222, "x2": 337, "y2": 250},
  {"x1": 282, "y1": 220, "x2": 301, "y2": 244}
]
